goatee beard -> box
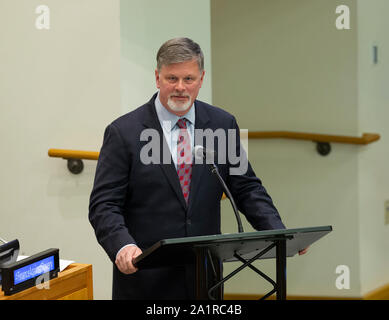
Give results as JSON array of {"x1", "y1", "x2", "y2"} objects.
[{"x1": 167, "y1": 95, "x2": 192, "y2": 113}]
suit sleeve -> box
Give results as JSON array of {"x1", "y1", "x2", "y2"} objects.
[
  {"x1": 89, "y1": 123, "x2": 136, "y2": 262},
  {"x1": 226, "y1": 117, "x2": 286, "y2": 230}
]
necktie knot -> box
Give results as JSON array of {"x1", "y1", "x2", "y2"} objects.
[{"x1": 177, "y1": 118, "x2": 188, "y2": 129}]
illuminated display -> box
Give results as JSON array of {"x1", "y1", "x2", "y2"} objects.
[{"x1": 13, "y1": 255, "x2": 55, "y2": 285}]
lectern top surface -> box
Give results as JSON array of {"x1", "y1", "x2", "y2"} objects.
[
  {"x1": 160, "y1": 225, "x2": 332, "y2": 246},
  {"x1": 134, "y1": 225, "x2": 333, "y2": 268}
]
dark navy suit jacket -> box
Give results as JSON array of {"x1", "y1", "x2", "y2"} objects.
[{"x1": 89, "y1": 93, "x2": 285, "y2": 299}]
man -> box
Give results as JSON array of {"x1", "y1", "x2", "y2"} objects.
[{"x1": 89, "y1": 37, "x2": 288, "y2": 300}]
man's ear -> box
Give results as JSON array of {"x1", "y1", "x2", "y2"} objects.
[
  {"x1": 155, "y1": 69, "x2": 160, "y2": 89},
  {"x1": 199, "y1": 70, "x2": 205, "y2": 88}
]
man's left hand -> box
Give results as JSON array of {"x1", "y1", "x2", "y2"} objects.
[{"x1": 298, "y1": 247, "x2": 309, "y2": 255}]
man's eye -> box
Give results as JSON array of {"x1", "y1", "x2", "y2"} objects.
[
  {"x1": 168, "y1": 77, "x2": 177, "y2": 81},
  {"x1": 185, "y1": 77, "x2": 194, "y2": 82}
]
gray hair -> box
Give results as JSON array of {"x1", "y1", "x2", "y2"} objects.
[{"x1": 156, "y1": 37, "x2": 204, "y2": 72}]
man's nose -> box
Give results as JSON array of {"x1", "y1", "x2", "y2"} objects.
[{"x1": 175, "y1": 79, "x2": 185, "y2": 92}]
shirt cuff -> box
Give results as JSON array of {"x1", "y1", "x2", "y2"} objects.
[{"x1": 115, "y1": 243, "x2": 138, "y2": 260}]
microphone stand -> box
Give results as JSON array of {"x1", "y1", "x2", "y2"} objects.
[{"x1": 207, "y1": 163, "x2": 244, "y2": 233}]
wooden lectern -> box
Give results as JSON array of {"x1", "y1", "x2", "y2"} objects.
[{"x1": 0, "y1": 263, "x2": 93, "y2": 300}]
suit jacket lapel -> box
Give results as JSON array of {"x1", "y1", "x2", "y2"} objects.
[{"x1": 142, "y1": 95, "x2": 188, "y2": 211}]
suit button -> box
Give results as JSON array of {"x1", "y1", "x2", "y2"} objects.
[{"x1": 186, "y1": 219, "x2": 191, "y2": 225}]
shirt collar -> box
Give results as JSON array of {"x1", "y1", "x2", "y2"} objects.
[{"x1": 155, "y1": 91, "x2": 195, "y2": 133}]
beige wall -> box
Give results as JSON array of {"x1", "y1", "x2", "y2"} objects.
[
  {"x1": 357, "y1": 0, "x2": 389, "y2": 295},
  {"x1": 0, "y1": 0, "x2": 121, "y2": 300},
  {"x1": 211, "y1": 0, "x2": 358, "y2": 135}
]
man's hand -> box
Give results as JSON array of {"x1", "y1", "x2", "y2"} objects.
[
  {"x1": 115, "y1": 245, "x2": 143, "y2": 274},
  {"x1": 298, "y1": 246, "x2": 309, "y2": 255}
]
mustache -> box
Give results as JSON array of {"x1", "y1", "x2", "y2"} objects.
[{"x1": 169, "y1": 93, "x2": 190, "y2": 98}]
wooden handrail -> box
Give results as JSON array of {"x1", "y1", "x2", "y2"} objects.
[
  {"x1": 48, "y1": 132, "x2": 380, "y2": 161},
  {"x1": 48, "y1": 149, "x2": 99, "y2": 160},
  {"x1": 247, "y1": 132, "x2": 380, "y2": 145}
]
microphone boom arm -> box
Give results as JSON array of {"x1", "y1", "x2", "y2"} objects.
[{"x1": 209, "y1": 163, "x2": 244, "y2": 233}]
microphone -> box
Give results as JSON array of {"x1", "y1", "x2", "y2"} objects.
[
  {"x1": 193, "y1": 145, "x2": 216, "y2": 163},
  {"x1": 0, "y1": 238, "x2": 20, "y2": 268},
  {"x1": 193, "y1": 146, "x2": 244, "y2": 233}
]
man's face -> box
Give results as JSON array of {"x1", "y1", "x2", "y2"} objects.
[{"x1": 155, "y1": 59, "x2": 205, "y2": 116}]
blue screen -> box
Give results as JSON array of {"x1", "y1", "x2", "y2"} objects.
[{"x1": 13, "y1": 255, "x2": 55, "y2": 285}]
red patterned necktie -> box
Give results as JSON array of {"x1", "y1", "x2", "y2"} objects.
[{"x1": 176, "y1": 118, "x2": 192, "y2": 204}]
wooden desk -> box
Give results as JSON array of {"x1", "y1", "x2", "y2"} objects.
[{"x1": 0, "y1": 263, "x2": 93, "y2": 300}]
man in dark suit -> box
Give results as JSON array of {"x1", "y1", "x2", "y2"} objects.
[{"x1": 89, "y1": 37, "x2": 288, "y2": 300}]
